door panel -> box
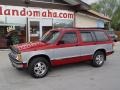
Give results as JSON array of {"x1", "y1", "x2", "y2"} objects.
[
  {"x1": 53, "y1": 45, "x2": 81, "y2": 60},
  {"x1": 53, "y1": 31, "x2": 81, "y2": 60}
]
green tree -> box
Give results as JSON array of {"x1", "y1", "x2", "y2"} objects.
[
  {"x1": 91, "y1": 0, "x2": 120, "y2": 31},
  {"x1": 111, "y1": 5, "x2": 120, "y2": 31}
]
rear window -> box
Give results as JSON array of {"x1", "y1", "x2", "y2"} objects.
[
  {"x1": 94, "y1": 31, "x2": 109, "y2": 41},
  {"x1": 107, "y1": 31, "x2": 115, "y2": 34},
  {"x1": 81, "y1": 32, "x2": 94, "y2": 42}
]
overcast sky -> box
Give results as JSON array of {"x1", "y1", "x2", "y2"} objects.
[{"x1": 82, "y1": 0, "x2": 99, "y2": 4}]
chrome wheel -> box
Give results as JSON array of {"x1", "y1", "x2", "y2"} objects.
[
  {"x1": 29, "y1": 57, "x2": 49, "y2": 78},
  {"x1": 92, "y1": 51, "x2": 105, "y2": 67},
  {"x1": 95, "y1": 55, "x2": 104, "y2": 65},
  {"x1": 34, "y1": 62, "x2": 47, "y2": 76}
]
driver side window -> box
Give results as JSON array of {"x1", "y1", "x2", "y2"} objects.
[{"x1": 60, "y1": 32, "x2": 77, "y2": 44}]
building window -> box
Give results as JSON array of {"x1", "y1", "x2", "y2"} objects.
[
  {"x1": 0, "y1": 16, "x2": 5, "y2": 24},
  {"x1": 53, "y1": 19, "x2": 74, "y2": 28},
  {"x1": 30, "y1": 21, "x2": 39, "y2": 37},
  {"x1": 97, "y1": 19, "x2": 104, "y2": 28},
  {"x1": 6, "y1": 16, "x2": 26, "y2": 25}
]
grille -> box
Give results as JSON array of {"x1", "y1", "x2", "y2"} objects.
[{"x1": 10, "y1": 46, "x2": 20, "y2": 54}]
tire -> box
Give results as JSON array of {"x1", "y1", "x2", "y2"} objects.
[
  {"x1": 91, "y1": 51, "x2": 105, "y2": 67},
  {"x1": 28, "y1": 57, "x2": 50, "y2": 78},
  {"x1": 16, "y1": 68, "x2": 23, "y2": 71}
]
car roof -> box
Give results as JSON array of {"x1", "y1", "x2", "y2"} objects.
[{"x1": 51, "y1": 28, "x2": 106, "y2": 31}]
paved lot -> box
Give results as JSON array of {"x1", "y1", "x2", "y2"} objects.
[{"x1": 0, "y1": 42, "x2": 120, "y2": 90}]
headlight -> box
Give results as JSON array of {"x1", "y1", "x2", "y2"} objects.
[{"x1": 16, "y1": 54, "x2": 22, "y2": 61}]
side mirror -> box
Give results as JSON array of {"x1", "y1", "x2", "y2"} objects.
[{"x1": 57, "y1": 40, "x2": 65, "y2": 45}]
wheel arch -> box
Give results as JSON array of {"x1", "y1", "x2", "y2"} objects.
[
  {"x1": 28, "y1": 54, "x2": 51, "y2": 66},
  {"x1": 93, "y1": 49, "x2": 107, "y2": 60}
]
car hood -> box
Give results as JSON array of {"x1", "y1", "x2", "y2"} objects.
[{"x1": 14, "y1": 41, "x2": 48, "y2": 52}]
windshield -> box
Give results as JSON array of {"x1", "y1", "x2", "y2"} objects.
[{"x1": 41, "y1": 31, "x2": 60, "y2": 44}]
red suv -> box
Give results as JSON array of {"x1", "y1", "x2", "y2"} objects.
[{"x1": 9, "y1": 28, "x2": 114, "y2": 78}]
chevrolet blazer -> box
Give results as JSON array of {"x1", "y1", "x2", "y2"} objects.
[{"x1": 9, "y1": 28, "x2": 114, "y2": 78}]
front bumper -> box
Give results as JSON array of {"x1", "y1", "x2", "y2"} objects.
[{"x1": 8, "y1": 53, "x2": 27, "y2": 69}]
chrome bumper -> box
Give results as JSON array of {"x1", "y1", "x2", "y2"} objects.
[{"x1": 8, "y1": 53, "x2": 27, "y2": 68}]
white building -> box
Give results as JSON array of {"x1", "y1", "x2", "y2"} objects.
[{"x1": 0, "y1": 0, "x2": 110, "y2": 48}]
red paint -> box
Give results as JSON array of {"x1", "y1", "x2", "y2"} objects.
[
  {"x1": 51, "y1": 55, "x2": 92, "y2": 66},
  {"x1": 51, "y1": 51, "x2": 114, "y2": 66},
  {"x1": 15, "y1": 41, "x2": 49, "y2": 52},
  {"x1": 22, "y1": 63, "x2": 28, "y2": 68}
]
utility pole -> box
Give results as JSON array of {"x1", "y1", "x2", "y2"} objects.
[{"x1": 24, "y1": 0, "x2": 30, "y2": 42}]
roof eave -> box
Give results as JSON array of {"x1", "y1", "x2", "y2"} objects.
[{"x1": 63, "y1": 0, "x2": 90, "y2": 10}]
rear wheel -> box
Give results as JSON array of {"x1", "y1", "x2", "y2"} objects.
[
  {"x1": 28, "y1": 57, "x2": 50, "y2": 78},
  {"x1": 91, "y1": 51, "x2": 105, "y2": 67}
]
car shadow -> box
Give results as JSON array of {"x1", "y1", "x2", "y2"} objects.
[
  {"x1": 47, "y1": 61, "x2": 93, "y2": 77},
  {"x1": 7, "y1": 61, "x2": 101, "y2": 79}
]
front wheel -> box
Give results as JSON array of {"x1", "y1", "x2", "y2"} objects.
[
  {"x1": 91, "y1": 51, "x2": 105, "y2": 67},
  {"x1": 28, "y1": 57, "x2": 49, "y2": 78}
]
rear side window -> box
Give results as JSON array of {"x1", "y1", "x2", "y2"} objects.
[
  {"x1": 81, "y1": 32, "x2": 94, "y2": 42},
  {"x1": 94, "y1": 31, "x2": 109, "y2": 41},
  {"x1": 61, "y1": 32, "x2": 77, "y2": 44}
]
